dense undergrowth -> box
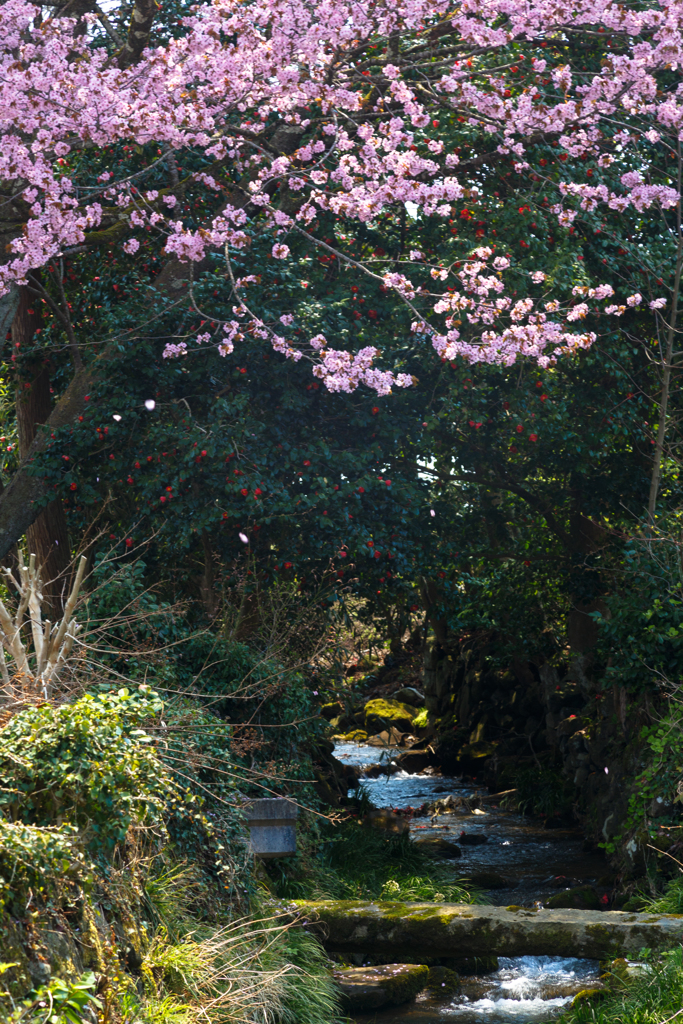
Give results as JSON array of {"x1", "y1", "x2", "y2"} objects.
[
  {"x1": 0, "y1": 555, "x2": 478, "y2": 1024},
  {"x1": 263, "y1": 816, "x2": 479, "y2": 905},
  {"x1": 0, "y1": 679, "x2": 343, "y2": 1024},
  {"x1": 557, "y1": 876, "x2": 683, "y2": 1024}
]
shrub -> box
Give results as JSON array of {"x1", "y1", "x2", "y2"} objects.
[{"x1": 0, "y1": 687, "x2": 186, "y2": 854}]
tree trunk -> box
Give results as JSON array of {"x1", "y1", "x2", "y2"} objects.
[{"x1": 12, "y1": 286, "x2": 71, "y2": 615}]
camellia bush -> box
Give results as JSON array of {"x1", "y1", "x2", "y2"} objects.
[{"x1": 0, "y1": 0, "x2": 681, "y2": 564}]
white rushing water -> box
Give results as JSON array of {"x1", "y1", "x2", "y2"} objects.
[{"x1": 445, "y1": 956, "x2": 598, "y2": 1022}]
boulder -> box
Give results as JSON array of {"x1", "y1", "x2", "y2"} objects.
[
  {"x1": 366, "y1": 727, "x2": 406, "y2": 747},
  {"x1": 333, "y1": 964, "x2": 429, "y2": 1011},
  {"x1": 546, "y1": 886, "x2": 601, "y2": 911},
  {"x1": 364, "y1": 698, "x2": 416, "y2": 734},
  {"x1": 334, "y1": 729, "x2": 368, "y2": 743},
  {"x1": 424, "y1": 966, "x2": 461, "y2": 998},
  {"x1": 392, "y1": 687, "x2": 426, "y2": 708},
  {"x1": 321, "y1": 701, "x2": 344, "y2": 721},
  {"x1": 413, "y1": 836, "x2": 462, "y2": 859},
  {"x1": 396, "y1": 750, "x2": 433, "y2": 774},
  {"x1": 458, "y1": 831, "x2": 487, "y2": 845}
]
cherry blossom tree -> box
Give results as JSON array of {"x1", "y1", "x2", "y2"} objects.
[{"x1": 0, "y1": 0, "x2": 681, "y2": 553}]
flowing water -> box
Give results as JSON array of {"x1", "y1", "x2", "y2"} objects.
[{"x1": 333, "y1": 741, "x2": 609, "y2": 1024}]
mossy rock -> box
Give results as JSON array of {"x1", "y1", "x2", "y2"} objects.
[
  {"x1": 364, "y1": 699, "x2": 417, "y2": 734},
  {"x1": 321, "y1": 702, "x2": 344, "y2": 721},
  {"x1": 425, "y1": 966, "x2": 460, "y2": 998},
  {"x1": 336, "y1": 729, "x2": 368, "y2": 743},
  {"x1": 458, "y1": 741, "x2": 498, "y2": 763},
  {"x1": 571, "y1": 987, "x2": 607, "y2": 1008},
  {"x1": 546, "y1": 885, "x2": 601, "y2": 911},
  {"x1": 333, "y1": 963, "x2": 429, "y2": 1011}
]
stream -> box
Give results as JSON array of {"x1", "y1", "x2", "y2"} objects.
[{"x1": 333, "y1": 741, "x2": 610, "y2": 1024}]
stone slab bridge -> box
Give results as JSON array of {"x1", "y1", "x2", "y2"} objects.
[{"x1": 287, "y1": 901, "x2": 683, "y2": 960}]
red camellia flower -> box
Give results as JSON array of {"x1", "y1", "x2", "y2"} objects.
[
  {"x1": 125, "y1": 538, "x2": 133, "y2": 548},
  {"x1": 303, "y1": 459, "x2": 311, "y2": 466},
  {"x1": 358, "y1": 486, "x2": 365, "y2": 493},
  {"x1": 284, "y1": 562, "x2": 293, "y2": 569},
  {"x1": 201, "y1": 449, "x2": 207, "y2": 456},
  {"x1": 127, "y1": 476, "x2": 133, "y2": 484},
  {"x1": 339, "y1": 551, "x2": 347, "y2": 558},
  {"x1": 70, "y1": 482, "x2": 77, "y2": 490},
  {"x1": 254, "y1": 488, "x2": 262, "y2": 496},
  {"x1": 529, "y1": 433, "x2": 538, "y2": 442},
  {"x1": 367, "y1": 540, "x2": 374, "y2": 547},
  {"x1": 372, "y1": 406, "x2": 379, "y2": 415},
  {"x1": 240, "y1": 487, "x2": 248, "y2": 496},
  {"x1": 385, "y1": 479, "x2": 391, "y2": 486},
  {"x1": 516, "y1": 424, "x2": 523, "y2": 433},
  {"x1": 160, "y1": 496, "x2": 166, "y2": 503}
]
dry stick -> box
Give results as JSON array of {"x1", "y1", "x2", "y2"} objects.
[
  {"x1": 659, "y1": 1011, "x2": 683, "y2": 1024},
  {"x1": 646, "y1": 843, "x2": 683, "y2": 872},
  {"x1": 648, "y1": 141, "x2": 683, "y2": 526}
]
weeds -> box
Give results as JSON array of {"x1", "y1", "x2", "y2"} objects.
[
  {"x1": 559, "y1": 947, "x2": 683, "y2": 1024},
  {"x1": 515, "y1": 766, "x2": 570, "y2": 818},
  {"x1": 265, "y1": 819, "x2": 479, "y2": 904}
]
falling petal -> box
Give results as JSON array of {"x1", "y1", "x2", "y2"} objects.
[
  {"x1": 145, "y1": 399, "x2": 156, "y2": 410},
  {"x1": 112, "y1": 414, "x2": 122, "y2": 421},
  {"x1": 430, "y1": 509, "x2": 436, "y2": 517},
  {"x1": 239, "y1": 532, "x2": 249, "y2": 543}
]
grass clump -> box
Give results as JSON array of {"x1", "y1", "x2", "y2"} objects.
[
  {"x1": 266, "y1": 819, "x2": 479, "y2": 904},
  {"x1": 515, "y1": 766, "x2": 571, "y2": 818},
  {"x1": 559, "y1": 947, "x2": 683, "y2": 1024}
]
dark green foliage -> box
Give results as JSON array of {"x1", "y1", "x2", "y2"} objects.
[
  {"x1": 515, "y1": 766, "x2": 571, "y2": 818},
  {"x1": 0, "y1": 687, "x2": 183, "y2": 852},
  {"x1": 0, "y1": 972, "x2": 100, "y2": 1024}
]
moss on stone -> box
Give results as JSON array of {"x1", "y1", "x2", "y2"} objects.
[
  {"x1": 334, "y1": 963, "x2": 429, "y2": 1011},
  {"x1": 364, "y1": 699, "x2": 417, "y2": 733},
  {"x1": 572, "y1": 987, "x2": 607, "y2": 1008},
  {"x1": 425, "y1": 966, "x2": 461, "y2": 997},
  {"x1": 546, "y1": 886, "x2": 601, "y2": 911}
]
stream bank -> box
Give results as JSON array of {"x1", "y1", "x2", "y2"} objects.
[{"x1": 331, "y1": 738, "x2": 616, "y2": 1024}]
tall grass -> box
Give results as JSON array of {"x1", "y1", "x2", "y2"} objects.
[
  {"x1": 559, "y1": 875, "x2": 683, "y2": 1024},
  {"x1": 559, "y1": 947, "x2": 683, "y2": 1024},
  {"x1": 266, "y1": 819, "x2": 480, "y2": 904},
  {"x1": 123, "y1": 916, "x2": 342, "y2": 1024}
]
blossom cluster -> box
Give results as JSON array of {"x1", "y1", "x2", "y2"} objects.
[{"x1": 1, "y1": 0, "x2": 681, "y2": 391}]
